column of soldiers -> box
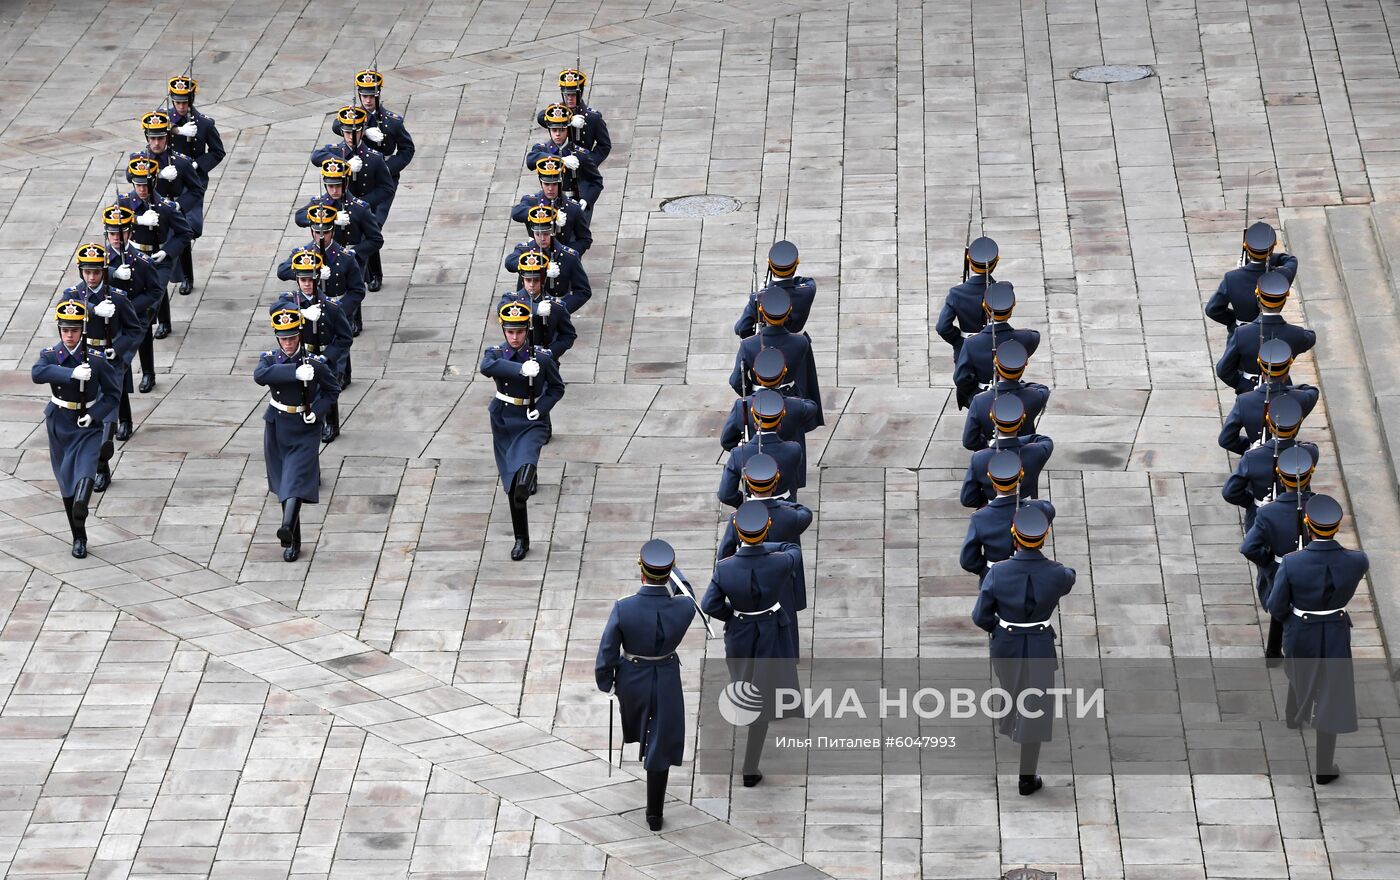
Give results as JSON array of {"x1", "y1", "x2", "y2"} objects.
[
  {"x1": 33, "y1": 71, "x2": 224, "y2": 559},
  {"x1": 1209, "y1": 220, "x2": 1369, "y2": 786},
  {"x1": 481, "y1": 67, "x2": 611, "y2": 562},
  {"x1": 595, "y1": 238, "x2": 821, "y2": 830},
  {"x1": 942, "y1": 236, "x2": 1076, "y2": 797}
]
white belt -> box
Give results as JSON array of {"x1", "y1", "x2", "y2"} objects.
[
  {"x1": 269, "y1": 397, "x2": 307, "y2": 413},
  {"x1": 495, "y1": 391, "x2": 530, "y2": 406},
  {"x1": 746, "y1": 491, "x2": 789, "y2": 501},
  {"x1": 1292, "y1": 607, "x2": 1346, "y2": 618},
  {"x1": 50, "y1": 396, "x2": 93, "y2": 410},
  {"x1": 999, "y1": 619, "x2": 1052, "y2": 631},
  {"x1": 733, "y1": 601, "x2": 782, "y2": 618},
  {"x1": 622, "y1": 650, "x2": 675, "y2": 662}
]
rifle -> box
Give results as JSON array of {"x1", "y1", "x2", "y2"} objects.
[
  {"x1": 77, "y1": 306, "x2": 90, "y2": 424},
  {"x1": 961, "y1": 188, "x2": 976, "y2": 282},
  {"x1": 669, "y1": 567, "x2": 716, "y2": 637},
  {"x1": 525, "y1": 306, "x2": 538, "y2": 414},
  {"x1": 607, "y1": 691, "x2": 616, "y2": 775},
  {"x1": 1295, "y1": 481, "x2": 1307, "y2": 552}
]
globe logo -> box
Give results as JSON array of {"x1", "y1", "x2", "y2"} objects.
[{"x1": 718, "y1": 680, "x2": 764, "y2": 727}]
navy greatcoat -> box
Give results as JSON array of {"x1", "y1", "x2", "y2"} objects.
[
  {"x1": 276, "y1": 242, "x2": 367, "y2": 316},
  {"x1": 504, "y1": 241, "x2": 592, "y2": 314},
  {"x1": 936, "y1": 275, "x2": 991, "y2": 356},
  {"x1": 961, "y1": 497, "x2": 1057, "y2": 580},
  {"x1": 1218, "y1": 384, "x2": 1318, "y2": 455},
  {"x1": 1266, "y1": 539, "x2": 1367, "y2": 732},
  {"x1": 118, "y1": 191, "x2": 191, "y2": 288},
  {"x1": 309, "y1": 142, "x2": 396, "y2": 223},
  {"x1": 971, "y1": 548, "x2": 1076, "y2": 743},
  {"x1": 1215, "y1": 315, "x2": 1317, "y2": 394},
  {"x1": 1204, "y1": 253, "x2": 1298, "y2": 334},
  {"x1": 1222, "y1": 439, "x2": 1320, "y2": 530},
  {"x1": 510, "y1": 193, "x2": 593, "y2": 254},
  {"x1": 68, "y1": 283, "x2": 142, "y2": 405},
  {"x1": 479, "y1": 343, "x2": 565, "y2": 486},
  {"x1": 702, "y1": 543, "x2": 803, "y2": 688},
  {"x1": 960, "y1": 434, "x2": 1054, "y2": 508},
  {"x1": 962, "y1": 380, "x2": 1052, "y2": 451},
  {"x1": 255, "y1": 349, "x2": 340, "y2": 503},
  {"x1": 534, "y1": 105, "x2": 612, "y2": 162},
  {"x1": 497, "y1": 292, "x2": 577, "y2": 360},
  {"x1": 953, "y1": 322, "x2": 1041, "y2": 407},
  {"x1": 523, "y1": 142, "x2": 603, "y2": 210},
  {"x1": 734, "y1": 276, "x2": 817, "y2": 338},
  {"x1": 274, "y1": 292, "x2": 353, "y2": 381},
  {"x1": 595, "y1": 583, "x2": 696, "y2": 770},
  {"x1": 295, "y1": 195, "x2": 383, "y2": 271},
  {"x1": 333, "y1": 107, "x2": 415, "y2": 180},
  {"x1": 133, "y1": 148, "x2": 206, "y2": 236},
  {"x1": 169, "y1": 107, "x2": 226, "y2": 178},
  {"x1": 729, "y1": 329, "x2": 824, "y2": 426},
  {"x1": 717, "y1": 498, "x2": 813, "y2": 561},
  {"x1": 719, "y1": 393, "x2": 821, "y2": 455},
  {"x1": 32, "y1": 344, "x2": 121, "y2": 494},
  {"x1": 717, "y1": 432, "x2": 806, "y2": 508},
  {"x1": 107, "y1": 245, "x2": 162, "y2": 319},
  {"x1": 1240, "y1": 490, "x2": 1315, "y2": 607}
]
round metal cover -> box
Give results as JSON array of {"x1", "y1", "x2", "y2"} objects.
[
  {"x1": 1003, "y1": 870, "x2": 1057, "y2": 880},
  {"x1": 1071, "y1": 64, "x2": 1153, "y2": 83},
  {"x1": 660, "y1": 194, "x2": 741, "y2": 217}
]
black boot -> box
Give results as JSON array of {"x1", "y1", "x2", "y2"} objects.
[
  {"x1": 742, "y1": 718, "x2": 768, "y2": 787},
  {"x1": 1018, "y1": 742, "x2": 1042, "y2": 795},
  {"x1": 94, "y1": 459, "x2": 111, "y2": 493},
  {"x1": 351, "y1": 304, "x2": 364, "y2": 337},
  {"x1": 321, "y1": 404, "x2": 339, "y2": 443},
  {"x1": 1265, "y1": 617, "x2": 1284, "y2": 666},
  {"x1": 646, "y1": 770, "x2": 668, "y2": 831},
  {"x1": 96, "y1": 424, "x2": 115, "y2": 492},
  {"x1": 115, "y1": 383, "x2": 134, "y2": 441},
  {"x1": 178, "y1": 248, "x2": 193, "y2": 295},
  {"x1": 154, "y1": 293, "x2": 171, "y2": 339},
  {"x1": 71, "y1": 480, "x2": 93, "y2": 558},
  {"x1": 278, "y1": 498, "x2": 302, "y2": 548},
  {"x1": 367, "y1": 251, "x2": 383, "y2": 292},
  {"x1": 1315, "y1": 731, "x2": 1339, "y2": 785},
  {"x1": 341, "y1": 355, "x2": 352, "y2": 388},
  {"x1": 63, "y1": 497, "x2": 86, "y2": 559},
  {"x1": 509, "y1": 468, "x2": 532, "y2": 561},
  {"x1": 284, "y1": 513, "x2": 302, "y2": 563}
]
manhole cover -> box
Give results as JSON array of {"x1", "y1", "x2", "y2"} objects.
[
  {"x1": 1071, "y1": 64, "x2": 1153, "y2": 83},
  {"x1": 660, "y1": 194, "x2": 741, "y2": 217},
  {"x1": 1003, "y1": 870, "x2": 1057, "y2": 880}
]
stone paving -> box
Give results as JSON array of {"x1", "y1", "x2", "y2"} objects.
[{"x1": 1, "y1": 0, "x2": 1400, "y2": 878}]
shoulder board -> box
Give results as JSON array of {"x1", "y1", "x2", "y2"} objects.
[
  {"x1": 263, "y1": 351, "x2": 273, "y2": 358},
  {"x1": 43, "y1": 345, "x2": 56, "y2": 353},
  {"x1": 558, "y1": 245, "x2": 578, "y2": 256},
  {"x1": 128, "y1": 250, "x2": 152, "y2": 264},
  {"x1": 172, "y1": 151, "x2": 193, "y2": 161},
  {"x1": 349, "y1": 196, "x2": 371, "y2": 209},
  {"x1": 534, "y1": 348, "x2": 555, "y2": 362},
  {"x1": 383, "y1": 110, "x2": 402, "y2": 121},
  {"x1": 62, "y1": 285, "x2": 80, "y2": 295},
  {"x1": 158, "y1": 197, "x2": 177, "y2": 208}
]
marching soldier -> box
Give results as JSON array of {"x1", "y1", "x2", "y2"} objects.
[
  {"x1": 67, "y1": 244, "x2": 142, "y2": 489},
  {"x1": 546, "y1": 68, "x2": 612, "y2": 164},
  {"x1": 595, "y1": 539, "x2": 696, "y2": 831},
  {"x1": 1222, "y1": 395, "x2": 1317, "y2": 530},
  {"x1": 717, "y1": 390, "x2": 806, "y2": 508},
  {"x1": 961, "y1": 340, "x2": 1050, "y2": 451},
  {"x1": 717, "y1": 454, "x2": 813, "y2": 560},
  {"x1": 718, "y1": 360, "x2": 821, "y2": 455},
  {"x1": 735, "y1": 242, "x2": 816, "y2": 338},
  {"x1": 526, "y1": 104, "x2": 604, "y2": 216},
  {"x1": 729, "y1": 286, "x2": 824, "y2": 425},
  {"x1": 255, "y1": 305, "x2": 341, "y2": 563},
  {"x1": 701, "y1": 501, "x2": 803, "y2": 787},
  {"x1": 954, "y1": 282, "x2": 1040, "y2": 409},
  {"x1": 1218, "y1": 340, "x2": 1318, "y2": 455},
  {"x1": 937, "y1": 236, "x2": 998, "y2": 357},
  {"x1": 499, "y1": 252, "x2": 577, "y2": 361},
  {"x1": 332, "y1": 70, "x2": 414, "y2": 289},
  {"x1": 960, "y1": 451, "x2": 1056, "y2": 581},
  {"x1": 119, "y1": 156, "x2": 192, "y2": 339},
  {"x1": 295, "y1": 158, "x2": 383, "y2": 278},
  {"x1": 312, "y1": 105, "x2": 396, "y2": 292},
  {"x1": 1240, "y1": 446, "x2": 1317, "y2": 662},
  {"x1": 102, "y1": 204, "x2": 162, "y2": 394},
  {"x1": 276, "y1": 217, "x2": 367, "y2": 335},
  {"x1": 1264, "y1": 494, "x2": 1367, "y2": 785},
  {"x1": 275, "y1": 282, "x2": 353, "y2": 443},
  {"x1": 960, "y1": 396, "x2": 1054, "y2": 508},
  {"x1": 1215, "y1": 271, "x2": 1316, "y2": 394},
  {"x1": 1205, "y1": 221, "x2": 1298, "y2": 335},
  {"x1": 133, "y1": 110, "x2": 205, "y2": 295},
  {"x1": 167, "y1": 74, "x2": 226, "y2": 180},
  {"x1": 32, "y1": 299, "x2": 121, "y2": 558},
  {"x1": 503, "y1": 208, "x2": 592, "y2": 314},
  {"x1": 511, "y1": 157, "x2": 592, "y2": 254},
  {"x1": 481, "y1": 301, "x2": 566, "y2": 561},
  {"x1": 970, "y1": 507, "x2": 1075, "y2": 796}
]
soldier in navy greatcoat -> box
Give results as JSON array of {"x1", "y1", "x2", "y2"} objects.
[
  {"x1": 961, "y1": 451, "x2": 1056, "y2": 582},
  {"x1": 962, "y1": 339, "x2": 1050, "y2": 451},
  {"x1": 719, "y1": 358, "x2": 821, "y2": 457},
  {"x1": 717, "y1": 453, "x2": 813, "y2": 560},
  {"x1": 133, "y1": 110, "x2": 205, "y2": 295},
  {"x1": 545, "y1": 68, "x2": 612, "y2": 163},
  {"x1": 512, "y1": 157, "x2": 592, "y2": 254},
  {"x1": 119, "y1": 156, "x2": 192, "y2": 338},
  {"x1": 701, "y1": 502, "x2": 803, "y2": 788},
  {"x1": 961, "y1": 396, "x2": 1054, "y2": 508},
  {"x1": 735, "y1": 241, "x2": 816, "y2": 338},
  {"x1": 1241, "y1": 447, "x2": 1317, "y2": 662},
  {"x1": 167, "y1": 74, "x2": 226, "y2": 181},
  {"x1": 718, "y1": 390, "x2": 806, "y2": 508},
  {"x1": 275, "y1": 279, "x2": 353, "y2": 444},
  {"x1": 503, "y1": 206, "x2": 591, "y2": 314},
  {"x1": 971, "y1": 507, "x2": 1075, "y2": 796},
  {"x1": 102, "y1": 204, "x2": 162, "y2": 394},
  {"x1": 255, "y1": 306, "x2": 341, "y2": 563},
  {"x1": 729, "y1": 286, "x2": 824, "y2": 426},
  {"x1": 1264, "y1": 495, "x2": 1367, "y2": 786},
  {"x1": 1216, "y1": 271, "x2": 1316, "y2": 394},
  {"x1": 277, "y1": 226, "x2": 366, "y2": 335},
  {"x1": 1205, "y1": 222, "x2": 1298, "y2": 336},
  {"x1": 312, "y1": 105, "x2": 396, "y2": 252},
  {"x1": 1219, "y1": 340, "x2": 1318, "y2": 454},
  {"x1": 1222, "y1": 394, "x2": 1318, "y2": 530},
  {"x1": 526, "y1": 104, "x2": 603, "y2": 216},
  {"x1": 937, "y1": 235, "x2": 998, "y2": 357},
  {"x1": 498, "y1": 251, "x2": 576, "y2": 361},
  {"x1": 295, "y1": 159, "x2": 383, "y2": 279},
  {"x1": 481, "y1": 301, "x2": 565, "y2": 561},
  {"x1": 954, "y1": 282, "x2": 1040, "y2": 409},
  {"x1": 32, "y1": 299, "x2": 121, "y2": 558},
  {"x1": 595, "y1": 539, "x2": 696, "y2": 831}
]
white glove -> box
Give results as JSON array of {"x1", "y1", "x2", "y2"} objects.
[
  {"x1": 561, "y1": 154, "x2": 580, "y2": 170},
  {"x1": 526, "y1": 408, "x2": 541, "y2": 421},
  {"x1": 305, "y1": 411, "x2": 318, "y2": 424},
  {"x1": 319, "y1": 266, "x2": 330, "y2": 280},
  {"x1": 578, "y1": 198, "x2": 587, "y2": 210},
  {"x1": 177, "y1": 122, "x2": 199, "y2": 138},
  {"x1": 334, "y1": 211, "x2": 351, "y2": 227},
  {"x1": 344, "y1": 246, "x2": 355, "y2": 257},
  {"x1": 295, "y1": 363, "x2": 316, "y2": 381},
  {"x1": 546, "y1": 263, "x2": 561, "y2": 279},
  {"x1": 94, "y1": 300, "x2": 116, "y2": 318},
  {"x1": 77, "y1": 414, "x2": 93, "y2": 428},
  {"x1": 365, "y1": 126, "x2": 385, "y2": 144},
  {"x1": 520, "y1": 359, "x2": 540, "y2": 378},
  {"x1": 570, "y1": 115, "x2": 586, "y2": 130},
  {"x1": 113, "y1": 265, "x2": 132, "y2": 281},
  {"x1": 302, "y1": 304, "x2": 322, "y2": 322},
  {"x1": 71, "y1": 363, "x2": 92, "y2": 381},
  {"x1": 348, "y1": 156, "x2": 364, "y2": 173},
  {"x1": 555, "y1": 209, "x2": 567, "y2": 228},
  {"x1": 158, "y1": 164, "x2": 178, "y2": 181},
  {"x1": 151, "y1": 250, "x2": 167, "y2": 264},
  {"x1": 104, "y1": 347, "x2": 117, "y2": 361},
  {"x1": 537, "y1": 300, "x2": 552, "y2": 317},
  {"x1": 137, "y1": 211, "x2": 161, "y2": 227}
]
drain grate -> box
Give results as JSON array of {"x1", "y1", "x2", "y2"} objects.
[
  {"x1": 660, "y1": 194, "x2": 742, "y2": 217},
  {"x1": 1071, "y1": 64, "x2": 1153, "y2": 83}
]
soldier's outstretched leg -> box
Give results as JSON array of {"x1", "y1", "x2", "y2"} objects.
[
  {"x1": 1265, "y1": 616, "x2": 1284, "y2": 665},
  {"x1": 646, "y1": 770, "x2": 668, "y2": 831},
  {"x1": 1018, "y1": 742, "x2": 1043, "y2": 796},
  {"x1": 139, "y1": 326, "x2": 157, "y2": 392},
  {"x1": 115, "y1": 374, "x2": 134, "y2": 441},
  {"x1": 278, "y1": 498, "x2": 302, "y2": 562},
  {"x1": 1315, "y1": 732, "x2": 1339, "y2": 785},
  {"x1": 96, "y1": 424, "x2": 115, "y2": 492},
  {"x1": 70, "y1": 479, "x2": 93, "y2": 559},
  {"x1": 178, "y1": 247, "x2": 194, "y2": 296},
  {"x1": 154, "y1": 292, "x2": 172, "y2": 339},
  {"x1": 367, "y1": 250, "x2": 383, "y2": 292},
  {"x1": 509, "y1": 464, "x2": 534, "y2": 561},
  {"x1": 321, "y1": 403, "x2": 340, "y2": 444},
  {"x1": 742, "y1": 718, "x2": 768, "y2": 787},
  {"x1": 62, "y1": 497, "x2": 85, "y2": 559}
]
